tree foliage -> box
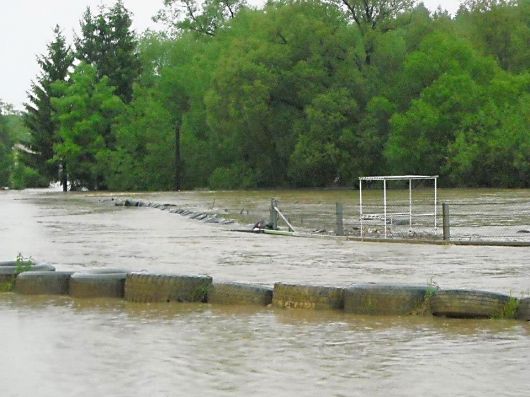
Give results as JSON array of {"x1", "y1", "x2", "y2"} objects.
[
  {"x1": 14, "y1": 0, "x2": 530, "y2": 191},
  {"x1": 75, "y1": 0, "x2": 141, "y2": 102},
  {"x1": 52, "y1": 63, "x2": 124, "y2": 190},
  {"x1": 337, "y1": 0, "x2": 415, "y2": 31},
  {"x1": 456, "y1": 0, "x2": 530, "y2": 72},
  {"x1": 0, "y1": 102, "x2": 13, "y2": 186},
  {"x1": 154, "y1": 0, "x2": 247, "y2": 37},
  {"x1": 23, "y1": 25, "x2": 73, "y2": 186}
]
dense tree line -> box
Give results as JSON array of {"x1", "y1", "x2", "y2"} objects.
[
  {"x1": 0, "y1": 101, "x2": 40, "y2": 188},
  {"x1": 0, "y1": 102, "x2": 15, "y2": 187},
  {"x1": 2, "y1": 0, "x2": 529, "y2": 190}
]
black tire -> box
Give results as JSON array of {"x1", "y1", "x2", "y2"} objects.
[
  {"x1": 0, "y1": 261, "x2": 55, "y2": 271},
  {"x1": 0, "y1": 262, "x2": 56, "y2": 285},
  {"x1": 15, "y1": 271, "x2": 73, "y2": 295},
  {"x1": 272, "y1": 283, "x2": 344, "y2": 310},
  {"x1": 76, "y1": 268, "x2": 129, "y2": 275},
  {"x1": 207, "y1": 282, "x2": 272, "y2": 306},
  {"x1": 344, "y1": 284, "x2": 433, "y2": 316},
  {"x1": 124, "y1": 273, "x2": 212, "y2": 303},
  {"x1": 0, "y1": 264, "x2": 56, "y2": 278},
  {"x1": 69, "y1": 272, "x2": 128, "y2": 299},
  {"x1": 431, "y1": 289, "x2": 511, "y2": 319},
  {"x1": 517, "y1": 297, "x2": 530, "y2": 321}
]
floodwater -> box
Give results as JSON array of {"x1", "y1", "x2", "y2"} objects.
[{"x1": 0, "y1": 189, "x2": 529, "y2": 397}]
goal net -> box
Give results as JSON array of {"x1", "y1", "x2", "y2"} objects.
[{"x1": 358, "y1": 175, "x2": 438, "y2": 239}]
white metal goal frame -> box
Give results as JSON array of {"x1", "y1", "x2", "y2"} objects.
[{"x1": 359, "y1": 175, "x2": 439, "y2": 239}]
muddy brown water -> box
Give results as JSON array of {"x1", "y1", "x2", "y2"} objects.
[{"x1": 0, "y1": 189, "x2": 529, "y2": 396}]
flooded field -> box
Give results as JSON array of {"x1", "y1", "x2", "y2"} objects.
[
  {"x1": 0, "y1": 189, "x2": 529, "y2": 396},
  {"x1": 122, "y1": 188, "x2": 530, "y2": 241}
]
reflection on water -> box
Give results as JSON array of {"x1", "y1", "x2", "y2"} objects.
[
  {"x1": 0, "y1": 294, "x2": 528, "y2": 397},
  {"x1": 0, "y1": 189, "x2": 529, "y2": 396}
]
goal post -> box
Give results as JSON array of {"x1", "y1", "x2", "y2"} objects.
[{"x1": 358, "y1": 175, "x2": 439, "y2": 239}]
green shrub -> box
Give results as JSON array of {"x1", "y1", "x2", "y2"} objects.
[
  {"x1": 0, "y1": 253, "x2": 34, "y2": 292},
  {"x1": 10, "y1": 163, "x2": 48, "y2": 189},
  {"x1": 15, "y1": 253, "x2": 34, "y2": 273},
  {"x1": 208, "y1": 163, "x2": 256, "y2": 190}
]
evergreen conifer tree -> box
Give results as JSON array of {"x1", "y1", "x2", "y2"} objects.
[{"x1": 24, "y1": 25, "x2": 73, "y2": 190}]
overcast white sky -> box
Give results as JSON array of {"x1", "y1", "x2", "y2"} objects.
[{"x1": 0, "y1": 0, "x2": 463, "y2": 110}]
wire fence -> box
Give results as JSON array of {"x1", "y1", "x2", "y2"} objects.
[
  {"x1": 437, "y1": 200, "x2": 530, "y2": 242},
  {"x1": 213, "y1": 197, "x2": 530, "y2": 243},
  {"x1": 130, "y1": 190, "x2": 530, "y2": 244}
]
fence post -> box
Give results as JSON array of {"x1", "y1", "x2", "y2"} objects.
[
  {"x1": 336, "y1": 202, "x2": 344, "y2": 236},
  {"x1": 270, "y1": 199, "x2": 278, "y2": 230},
  {"x1": 442, "y1": 203, "x2": 450, "y2": 241}
]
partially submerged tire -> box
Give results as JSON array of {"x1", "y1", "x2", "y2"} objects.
[
  {"x1": 124, "y1": 273, "x2": 212, "y2": 303},
  {"x1": 430, "y1": 289, "x2": 511, "y2": 319},
  {"x1": 272, "y1": 283, "x2": 344, "y2": 310},
  {"x1": 0, "y1": 261, "x2": 56, "y2": 284},
  {"x1": 517, "y1": 297, "x2": 530, "y2": 321},
  {"x1": 74, "y1": 268, "x2": 129, "y2": 275},
  {"x1": 0, "y1": 261, "x2": 21, "y2": 266},
  {"x1": 15, "y1": 271, "x2": 73, "y2": 295},
  {"x1": 344, "y1": 284, "x2": 432, "y2": 316},
  {"x1": 69, "y1": 271, "x2": 129, "y2": 299},
  {"x1": 207, "y1": 282, "x2": 272, "y2": 306},
  {"x1": 0, "y1": 268, "x2": 16, "y2": 284},
  {"x1": 0, "y1": 261, "x2": 56, "y2": 272}
]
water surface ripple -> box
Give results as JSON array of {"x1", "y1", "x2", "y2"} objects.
[
  {"x1": 0, "y1": 295, "x2": 529, "y2": 397},
  {"x1": 0, "y1": 190, "x2": 529, "y2": 396}
]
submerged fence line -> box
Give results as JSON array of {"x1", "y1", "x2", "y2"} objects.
[
  {"x1": 104, "y1": 197, "x2": 530, "y2": 246},
  {"x1": 0, "y1": 261, "x2": 529, "y2": 321}
]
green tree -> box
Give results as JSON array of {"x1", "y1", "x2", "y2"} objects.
[
  {"x1": 383, "y1": 31, "x2": 528, "y2": 185},
  {"x1": 104, "y1": 85, "x2": 176, "y2": 191},
  {"x1": 106, "y1": 31, "x2": 218, "y2": 191},
  {"x1": 356, "y1": 96, "x2": 396, "y2": 175},
  {"x1": 205, "y1": 1, "x2": 364, "y2": 187},
  {"x1": 52, "y1": 63, "x2": 124, "y2": 190},
  {"x1": 0, "y1": 102, "x2": 13, "y2": 186},
  {"x1": 337, "y1": 0, "x2": 415, "y2": 31},
  {"x1": 23, "y1": 25, "x2": 73, "y2": 189},
  {"x1": 75, "y1": 1, "x2": 141, "y2": 102},
  {"x1": 446, "y1": 73, "x2": 530, "y2": 186},
  {"x1": 52, "y1": 0, "x2": 529, "y2": 190},
  {"x1": 288, "y1": 89, "x2": 359, "y2": 186},
  {"x1": 334, "y1": 0, "x2": 415, "y2": 65},
  {"x1": 154, "y1": 0, "x2": 246, "y2": 37},
  {"x1": 0, "y1": 103, "x2": 41, "y2": 189},
  {"x1": 456, "y1": 0, "x2": 530, "y2": 72}
]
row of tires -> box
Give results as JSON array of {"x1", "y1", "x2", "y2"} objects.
[
  {"x1": 111, "y1": 198, "x2": 234, "y2": 225},
  {"x1": 273, "y1": 283, "x2": 529, "y2": 320},
  {"x1": 1, "y1": 262, "x2": 528, "y2": 320}
]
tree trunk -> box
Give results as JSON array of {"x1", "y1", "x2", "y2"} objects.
[
  {"x1": 61, "y1": 161, "x2": 68, "y2": 192},
  {"x1": 175, "y1": 121, "x2": 181, "y2": 191}
]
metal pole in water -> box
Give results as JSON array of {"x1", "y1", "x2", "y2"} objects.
[
  {"x1": 443, "y1": 203, "x2": 450, "y2": 241},
  {"x1": 434, "y1": 177, "x2": 438, "y2": 233},
  {"x1": 383, "y1": 179, "x2": 387, "y2": 238},
  {"x1": 270, "y1": 199, "x2": 278, "y2": 230},
  {"x1": 409, "y1": 178, "x2": 412, "y2": 232},
  {"x1": 273, "y1": 199, "x2": 279, "y2": 230},
  {"x1": 336, "y1": 202, "x2": 344, "y2": 236},
  {"x1": 359, "y1": 178, "x2": 363, "y2": 239}
]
